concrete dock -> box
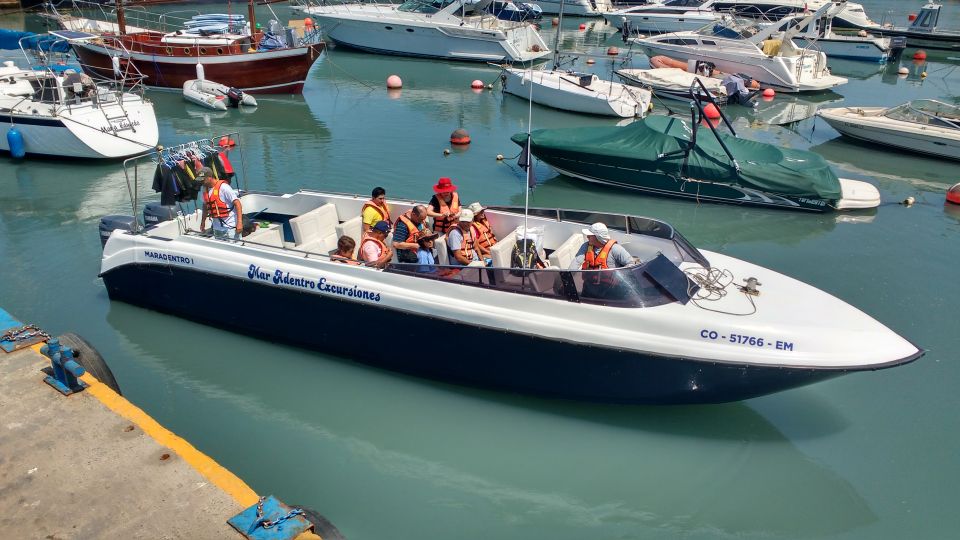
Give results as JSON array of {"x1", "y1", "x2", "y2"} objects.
[{"x1": 0, "y1": 336, "x2": 322, "y2": 539}]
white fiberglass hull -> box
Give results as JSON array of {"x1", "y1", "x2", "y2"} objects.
[
  {"x1": 502, "y1": 68, "x2": 651, "y2": 117},
  {"x1": 535, "y1": 0, "x2": 612, "y2": 17},
  {"x1": 602, "y1": 11, "x2": 718, "y2": 34},
  {"x1": 298, "y1": 6, "x2": 551, "y2": 62},
  {"x1": 818, "y1": 107, "x2": 960, "y2": 161},
  {"x1": 0, "y1": 98, "x2": 158, "y2": 159},
  {"x1": 794, "y1": 36, "x2": 891, "y2": 63}
]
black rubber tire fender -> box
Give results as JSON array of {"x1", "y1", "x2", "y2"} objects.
[
  {"x1": 57, "y1": 332, "x2": 122, "y2": 395},
  {"x1": 296, "y1": 506, "x2": 345, "y2": 540}
]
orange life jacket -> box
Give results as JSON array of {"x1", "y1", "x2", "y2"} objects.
[
  {"x1": 456, "y1": 226, "x2": 476, "y2": 263},
  {"x1": 582, "y1": 240, "x2": 617, "y2": 286},
  {"x1": 360, "y1": 236, "x2": 387, "y2": 263},
  {"x1": 362, "y1": 200, "x2": 391, "y2": 225},
  {"x1": 331, "y1": 254, "x2": 361, "y2": 265},
  {"x1": 433, "y1": 192, "x2": 460, "y2": 233},
  {"x1": 395, "y1": 212, "x2": 422, "y2": 253},
  {"x1": 203, "y1": 180, "x2": 231, "y2": 219},
  {"x1": 471, "y1": 219, "x2": 497, "y2": 253}
]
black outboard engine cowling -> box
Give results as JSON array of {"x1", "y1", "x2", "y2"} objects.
[
  {"x1": 99, "y1": 215, "x2": 136, "y2": 248},
  {"x1": 226, "y1": 87, "x2": 243, "y2": 108},
  {"x1": 143, "y1": 202, "x2": 178, "y2": 227}
]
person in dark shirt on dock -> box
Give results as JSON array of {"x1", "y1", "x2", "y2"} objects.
[{"x1": 393, "y1": 205, "x2": 428, "y2": 263}]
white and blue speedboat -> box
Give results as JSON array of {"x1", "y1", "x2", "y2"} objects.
[{"x1": 98, "y1": 155, "x2": 922, "y2": 404}]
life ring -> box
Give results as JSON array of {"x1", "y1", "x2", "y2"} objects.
[{"x1": 56, "y1": 332, "x2": 122, "y2": 395}]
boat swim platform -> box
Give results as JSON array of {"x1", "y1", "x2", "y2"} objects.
[{"x1": 0, "y1": 320, "x2": 323, "y2": 538}]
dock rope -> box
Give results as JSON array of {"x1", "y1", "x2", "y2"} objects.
[{"x1": 684, "y1": 266, "x2": 757, "y2": 316}]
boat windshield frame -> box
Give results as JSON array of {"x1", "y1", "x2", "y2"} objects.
[
  {"x1": 694, "y1": 16, "x2": 760, "y2": 40},
  {"x1": 397, "y1": 0, "x2": 458, "y2": 14},
  {"x1": 885, "y1": 99, "x2": 960, "y2": 130},
  {"x1": 384, "y1": 253, "x2": 697, "y2": 309}
]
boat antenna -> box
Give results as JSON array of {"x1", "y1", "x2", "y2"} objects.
[
  {"x1": 520, "y1": 61, "x2": 535, "y2": 270},
  {"x1": 551, "y1": 0, "x2": 565, "y2": 70}
]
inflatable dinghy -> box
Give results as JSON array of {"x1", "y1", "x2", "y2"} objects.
[{"x1": 182, "y1": 79, "x2": 257, "y2": 111}]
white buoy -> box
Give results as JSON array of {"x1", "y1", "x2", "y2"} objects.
[
  {"x1": 897, "y1": 66, "x2": 909, "y2": 75},
  {"x1": 111, "y1": 55, "x2": 121, "y2": 77},
  {"x1": 903, "y1": 196, "x2": 916, "y2": 206},
  {"x1": 196, "y1": 62, "x2": 205, "y2": 81}
]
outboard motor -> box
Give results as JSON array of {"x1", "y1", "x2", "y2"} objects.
[
  {"x1": 99, "y1": 215, "x2": 136, "y2": 248},
  {"x1": 143, "y1": 202, "x2": 178, "y2": 227},
  {"x1": 226, "y1": 87, "x2": 243, "y2": 108},
  {"x1": 621, "y1": 18, "x2": 631, "y2": 43}
]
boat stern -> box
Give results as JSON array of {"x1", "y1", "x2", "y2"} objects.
[{"x1": 834, "y1": 178, "x2": 881, "y2": 210}]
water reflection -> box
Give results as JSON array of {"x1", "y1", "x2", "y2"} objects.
[
  {"x1": 810, "y1": 138, "x2": 959, "y2": 191},
  {"x1": 104, "y1": 302, "x2": 873, "y2": 538}
]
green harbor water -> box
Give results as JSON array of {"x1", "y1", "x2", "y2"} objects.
[{"x1": 1, "y1": 1, "x2": 959, "y2": 538}]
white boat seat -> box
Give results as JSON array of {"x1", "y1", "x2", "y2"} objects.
[
  {"x1": 290, "y1": 203, "x2": 339, "y2": 253},
  {"x1": 489, "y1": 231, "x2": 517, "y2": 269},
  {"x1": 244, "y1": 226, "x2": 283, "y2": 248},
  {"x1": 335, "y1": 215, "x2": 363, "y2": 258},
  {"x1": 548, "y1": 233, "x2": 585, "y2": 270},
  {"x1": 435, "y1": 235, "x2": 449, "y2": 266}
]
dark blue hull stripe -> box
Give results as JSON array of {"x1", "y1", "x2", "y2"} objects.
[{"x1": 102, "y1": 263, "x2": 848, "y2": 404}]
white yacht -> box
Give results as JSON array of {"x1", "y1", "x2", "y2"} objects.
[
  {"x1": 817, "y1": 100, "x2": 960, "y2": 161},
  {"x1": 98, "y1": 161, "x2": 921, "y2": 404},
  {"x1": 632, "y1": 3, "x2": 848, "y2": 92},
  {"x1": 768, "y1": 12, "x2": 901, "y2": 62},
  {"x1": 502, "y1": 68, "x2": 652, "y2": 117},
  {"x1": 291, "y1": 0, "x2": 551, "y2": 62},
  {"x1": 603, "y1": 0, "x2": 721, "y2": 35},
  {"x1": 0, "y1": 60, "x2": 158, "y2": 159},
  {"x1": 705, "y1": 0, "x2": 876, "y2": 29},
  {"x1": 535, "y1": 0, "x2": 614, "y2": 17}
]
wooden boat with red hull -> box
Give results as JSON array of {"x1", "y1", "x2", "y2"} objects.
[{"x1": 46, "y1": 1, "x2": 325, "y2": 94}]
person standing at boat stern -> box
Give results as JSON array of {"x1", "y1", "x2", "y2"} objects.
[
  {"x1": 393, "y1": 205, "x2": 428, "y2": 263},
  {"x1": 447, "y1": 209, "x2": 481, "y2": 266},
  {"x1": 426, "y1": 177, "x2": 461, "y2": 234},
  {"x1": 361, "y1": 220, "x2": 394, "y2": 269},
  {"x1": 199, "y1": 167, "x2": 242, "y2": 240},
  {"x1": 570, "y1": 223, "x2": 634, "y2": 298},
  {"x1": 361, "y1": 187, "x2": 392, "y2": 235}
]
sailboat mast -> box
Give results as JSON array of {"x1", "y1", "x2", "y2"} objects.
[
  {"x1": 552, "y1": 0, "x2": 565, "y2": 70},
  {"x1": 248, "y1": 0, "x2": 258, "y2": 47},
  {"x1": 116, "y1": 0, "x2": 127, "y2": 35}
]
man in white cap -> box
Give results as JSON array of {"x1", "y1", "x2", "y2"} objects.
[
  {"x1": 467, "y1": 201, "x2": 498, "y2": 259},
  {"x1": 569, "y1": 222, "x2": 633, "y2": 270},
  {"x1": 447, "y1": 208, "x2": 480, "y2": 266}
]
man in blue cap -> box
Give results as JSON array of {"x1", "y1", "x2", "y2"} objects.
[{"x1": 360, "y1": 220, "x2": 394, "y2": 269}]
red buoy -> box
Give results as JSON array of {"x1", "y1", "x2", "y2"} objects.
[
  {"x1": 579, "y1": 23, "x2": 586, "y2": 30},
  {"x1": 762, "y1": 88, "x2": 775, "y2": 98},
  {"x1": 703, "y1": 103, "x2": 721, "y2": 119},
  {"x1": 586, "y1": 58, "x2": 596, "y2": 65},
  {"x1": 607, "y1": 46, "x2": 619, "y2": 55},
  {"x1": 386, "y1": 75, "x2": 402, "y2": 89},
  {"x1": 304, "y1": 17, "x2": 314, "y2": 27},
  {"x1": 913, "y1": 50, "x2": 927, "y2": 60},
  {"x1": 450, "y1": 128, "x2": 471, "y2": 145},
  {"x1": 947, "y1": 183, "x2": 960, "y2": 205},
  {"x1": 471, "y1": 79, "x2": 484, "y2": 89},
  {"x1": 908, "y1": 13, "x2": 917, "y2": 21}
]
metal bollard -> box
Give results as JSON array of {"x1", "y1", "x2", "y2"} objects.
[{"x1": 41, "y1": 338, "x2": 88, "y2": 396}]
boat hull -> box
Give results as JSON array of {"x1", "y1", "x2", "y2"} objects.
[
  {"x1": 818, "y1": 109, "x2": 960, "y2": 161},
  {"x1": 502, "y1": 69, "x2": 649, "y2": 117},
  {"x1": 101, "y1": 262, "x2": 854, "y2": 405},
  {"x1": 69, "y1": 40, "x2": 324, "y2": 94},
  {"x1": 794, "y1": 37, "x2": 890, "y2": 62}
]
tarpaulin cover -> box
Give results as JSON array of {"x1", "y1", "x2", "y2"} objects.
[
  {"x1": 512, "y1": 115, "x2": 842, "y2": 200},
  {"x1": 0, "y1": 29, "x2": 72, "y2": 53}
]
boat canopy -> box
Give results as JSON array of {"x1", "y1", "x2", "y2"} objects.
[
  {"x1": 516, "y1": 115, "x2": 843, "y2": 200},
  {"x1": 0, "y1": 29, "x2": 72, "y2": 52},
  {"x1": 885, "y1": 99, "x2": 960, "y2": 130}
]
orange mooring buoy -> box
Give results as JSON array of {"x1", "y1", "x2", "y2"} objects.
[
  {"x1": 947, "y1": 183, "x2": 960, "y2": 205},
  {"x1": 703, "y1": 103, "x2": 721, "y2": 119},
  {"x1": 470, "y1": 79, "x2": 484, "y2": 89},
  {"x1": 913, "y1": 50, "x2": 927, "y2": 60},
  {"x1": 450, "y1": 128, "x2": 471, "y2": 145},
  {"x1": 386, "y1": 75, "x2": 402, "y2": 89},
  {"x1": 762, "y1": 88, "x2": 775, "y2": 98}
]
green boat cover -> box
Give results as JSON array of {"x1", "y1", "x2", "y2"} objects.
[{"x1": 512, "y1": 116, "x2": 842, "y2": 200}]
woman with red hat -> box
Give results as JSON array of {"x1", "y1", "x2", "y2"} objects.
[{"x1": 426, "y1": 177, "x2": 461, "y2": 234}]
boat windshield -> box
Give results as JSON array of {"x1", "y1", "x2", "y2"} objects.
[
  {"x1": 397, "y1": 0, "x2": 457, "y2": 14},
  {"x1": 385, "y1": 254, "x2": 696, "y2": 309},
  {"x1": 885, "y1": 100, "x2": 960, "y2": 130},
  {"x1": 695, "y1": 17, "x2": 759, "y2": 40}
]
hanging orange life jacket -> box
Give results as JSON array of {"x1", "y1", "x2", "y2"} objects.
[
  {"x1": 395, "y1": 212, "x2": 422, "y2": 253},
  {"x1": 433, "y1": 192, "x2": 460, "y2": 233},
  {"x1": 471, "y1": 219, "x2": 497, "y2": 253},
  {"x1": 203, "y1": 180, "x2": 231, "y2": 219},
  {"x1": 360, "y1": 236, "x2": 387, "y2": 263},
  {"x1": 361, "y1": 200, "x2": 391, "y2": 225},
  {"x1": 582, "y1": 240, "x2": 617, "y2": 286}
]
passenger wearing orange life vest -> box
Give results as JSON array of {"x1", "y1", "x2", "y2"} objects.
[
  {"x1": 570, "y1": 223, "x2": 635, "y2": 296},
  {"x1": 331, "y1": 235, "x2": 361, "y2": 265},
  {"x1": 426, "y1": 177, "x2": 461, "y2": 234},
  {"x1": 466, "y1": 202, "x2": 498, "y2": 258},
  {"x1": 361, "y1": 186, "x2": 392, "y2": 235},
  {"x1": 392, "y1": 205, "x2": 428, "y2": 264},
  {"x1": 198, "y1": 166, "x2": 243, "y2": 240},
  {"x1": 447, "y1": 209, "x2": 481, "y2": 266},
  {"x1": 360, "y1": 220, "x2": 394, "y2": 269}
]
